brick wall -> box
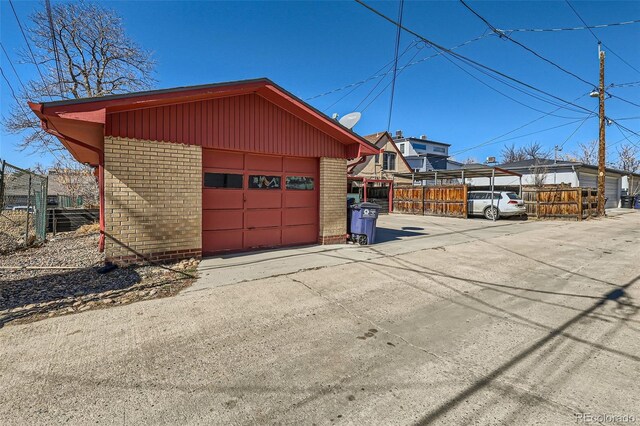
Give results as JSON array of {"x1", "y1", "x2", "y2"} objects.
[
  {"x1": 319, "y1": 157, "x2": 347, "y2": 244},
  {"x1": 104, "y1": 137, "x2": 202, "y2": 264}
]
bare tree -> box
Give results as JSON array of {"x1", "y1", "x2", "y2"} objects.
[
  {"x1": 572, "y1": 140, "x2": 598, "y2": 165},
  {"x1": 522, "y1": 141, "x2": 549, "y2": 160},
  {"x1": 48, "y1": 156, "x2": 99, "y2": 207},
  {"x1": 501, "y1": 141, "x2": 549, "y2": 163},
  {"x1": 615, "y1": 143, "x2": 640, "y2": 173},
  {"x1": 501, "y1": 144, "x2": 527, "y2": 163},
  {"x1": 3, "y1": 0, "x2": 155, "y2": 153},
  {"x1": 529, "y1": 160, "x2": 549, "y2": 187}
]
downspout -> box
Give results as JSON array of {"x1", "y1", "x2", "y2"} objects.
[{"x1": 38, "y1": 113, "x2": 106, "y2": 253}]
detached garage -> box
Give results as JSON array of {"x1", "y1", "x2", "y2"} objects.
[{"x1": 29, "y1": 79, "x2": 378, "y2": 263}]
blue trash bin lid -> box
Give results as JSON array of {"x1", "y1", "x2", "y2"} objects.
[{"x1": 352, "y1": 202, "x2": 381, "y2": 210}]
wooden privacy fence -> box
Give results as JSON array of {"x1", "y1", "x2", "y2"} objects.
[
  {"x1": 393, "y1": 185, "x2": 468, "y2": 218},
  {"x1": 522, "y1": 187, "x2": 597, "y2": 221}
]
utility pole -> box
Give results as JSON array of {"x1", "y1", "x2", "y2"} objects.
[{"x1": 596, "y1": 43, "x2": 606, "y2": 216}]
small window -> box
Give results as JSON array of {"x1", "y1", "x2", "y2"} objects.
[
  {"x1": 286, "y1": 176, "x2": 314, "y2": 190},
  {"x1": 399, "y1": 143, "x2": 405, "y2": 154},
  {"x1": 249, "y1": 175, "x2": 281, "y2": 189},
  {"x1": 506, "y1": 192, "x2": 519, "y2": 200},
  {"x1": 204, "y1": 173, "x2": 243, "y2": 189},
  {"x1": 433, "y1": 147, "x2": 446, "y2": 153},
  {"x1": 383, "y1": 153, "x2": 396, "y2": 171},
  {"x1": 412, "y1": 143, "x2": 427, "y2": 151}
]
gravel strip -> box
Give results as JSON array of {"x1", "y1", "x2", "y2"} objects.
[{"x1": 0, "y1": 232, "x2": 198, "y2": 327}]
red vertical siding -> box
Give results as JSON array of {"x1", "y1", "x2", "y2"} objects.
[{"x1": 105, "y1": 94, "x2": 348, "y2": 158}]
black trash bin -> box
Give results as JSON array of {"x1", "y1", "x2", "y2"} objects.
[
  {"x1": 621, "y1": 195, "x2": 634, "y2": 209},
  {"x1": 349, "y1": 202, "x2": 381, "y2": 245}
]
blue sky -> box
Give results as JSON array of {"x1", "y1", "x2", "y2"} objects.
[{"x1": 1, "y1": 0, "x2": 639, "y2": 168}]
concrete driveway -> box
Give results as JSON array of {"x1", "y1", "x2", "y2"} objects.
[{"x1": 2, "y1": 211, "x2": 639, "y2": 425}]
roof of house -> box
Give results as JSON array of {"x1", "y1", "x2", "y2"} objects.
[
  {"x1": 349, "y1": 132, "x2": 413, "y2": 175},
  {"x1": 396, "y1": 136, "x2": 451, "y2": 147},
  {"x1": 499, "y1": 158, "x2": 640, "y2": 177},
  {"x1": 29, "y1": 78, "x2": 379, "y2": 165},
  {"x1": 499, "y1": 159, "x2": 578, "y2": 168}
]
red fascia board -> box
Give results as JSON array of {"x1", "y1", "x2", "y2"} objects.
[
  {"x1": 39, "y1": 80, "x2": 268, "y2": 115},
  {"x1": 493, "y1": 166, "x2": 522, "y2": 177}
]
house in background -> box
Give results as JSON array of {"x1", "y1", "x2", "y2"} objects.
[
  {"x1": 46, "y1": 170, "x2": 98, "y2": 207},
  {"x1": 393, "y1": 131, "x2": 453, "y2": 171},
  {"x1": 348, "y1": 132, "x2": 413, "y2": 182},
  {"x1": 465, "y1": 158, "x2": 640, "y2": 209},
  {"x1": 347, "y1": 131, "x2": 413, "y2": 211}
]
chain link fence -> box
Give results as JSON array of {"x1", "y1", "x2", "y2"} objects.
[{"x1": 0, "y1": 160, "x2": 48, "y2": 254}]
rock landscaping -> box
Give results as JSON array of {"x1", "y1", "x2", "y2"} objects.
[{"x1": 0, "y1": 230, "x2": 199, "y2": 327}]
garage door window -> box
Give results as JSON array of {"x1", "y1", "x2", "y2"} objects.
[
  {"x1": 204, "y1": 173, "x2": 243, "y2": 189},
  {"x1": 286, "y1": 176, "x2": 314, "y2": 190},
  {"x1": 249, "y1": 175, "x2": 281, "y2": 189}
]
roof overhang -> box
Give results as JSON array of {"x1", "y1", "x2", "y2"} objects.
[
  {"x1": 395, "y1": 166, "x2": 522, "y2": 180},
  {"x1": 28, "y1": 78, "x2": 379, "y2": 166}
]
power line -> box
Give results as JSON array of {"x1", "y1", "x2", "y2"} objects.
[
  {"x1": 455, "y1": 118, "x2": 589, "y2": 157},
  {"x1": 434, "y1": 43, "x2": 590, "y2": 119},
  {"x1": 559, "y1": 108, "x2": 596, "y2": 149},
  {"x1": 354, "y1": 0, "x2": 595, "y2": 116},
  {"x1": 0, "y1": 66, "x2": 21, "y2": 103},
  {"x1": 611, "y1": 121, "x2": 640, "y2": 149},
  {"x1": 45, "y1": 0, "x2": 66, "y2": 97},
  {"x1": 360, "y1": 40, "x2": 426, "y2": 112},
  {"x1": 350, "y1": 39, "x2": 418, "y2": 111},
  {"x1": 0, "y1": 66, "x2": 60, "y2": 159},
  {"x1": 322, "y1": 39, "x2": 418, "y2": 112},
  {"x1": 307, "y1": 32, "x2": 490, "y2": 101},
  {"x1": 613, "y1": 120, "x2": 640, "y2": 139},
  {"x1": 499, "y1": 19, "x2": 640, "y2": 33},
  {"x1": 610, "y1": 80, "x2": 640, "y2": 88},
  {"x1": 610, "y1": 94, "x2": 640, "y2": 109},
  {"x1": 459, "y1": 0, "x2": 595, "y2": 87},
  {"x1": 386, "y1": 0, "x2": 405, "y2": 132},
  {"x1": 0, "y1": 42, "x2": 28, "y2": 93},
  {"x1": 565, "y1": 0, "x2": 640, "y2": 75},
  {"x1": 449, "y1": 93, "x2": 591, "y2": 156},
  {"x1": 440, "y1": 45, "x2": 594, "y2": 117},
  {"x1": 8, "y1": 0, "x2": 54, "y2": 100}
]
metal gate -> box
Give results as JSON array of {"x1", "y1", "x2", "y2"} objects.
[{"x1": 0, "y1": 160, "x2": 48, "y2": 252}]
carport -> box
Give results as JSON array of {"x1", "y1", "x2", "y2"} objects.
[
  {"x1": 395, "y1": 166, "x2": 524, "y2": 194},
  {"x1": 392, "y1": 167, "x2": 522, "y2": 219}
]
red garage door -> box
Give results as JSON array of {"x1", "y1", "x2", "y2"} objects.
[{"x1": 202, "y1": 149, "x2": 319, "y2": 254}]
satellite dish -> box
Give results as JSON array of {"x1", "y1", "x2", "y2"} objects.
[{"x1": 339, "y1": 112, "x2": 362, "y2": 129}]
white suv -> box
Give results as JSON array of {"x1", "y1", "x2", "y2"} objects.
[{"x1": 468, "y1": 191, "x2": 526, "y2": 220}]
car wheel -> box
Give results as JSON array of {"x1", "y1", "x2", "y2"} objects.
[{"x1": 484, "y1": 206, "x2": 499, "y2": 220}]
